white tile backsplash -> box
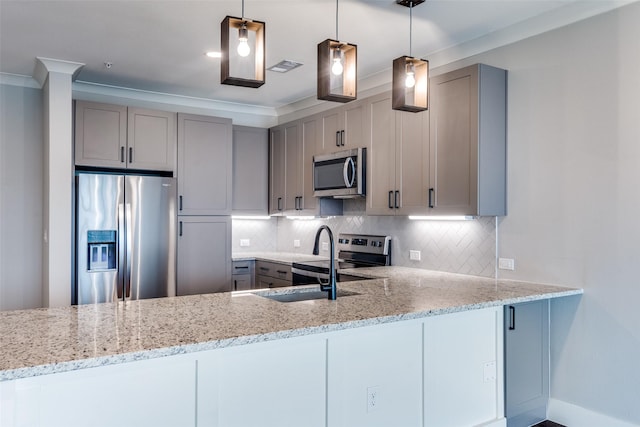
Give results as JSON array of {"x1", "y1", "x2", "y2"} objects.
[{"x1": 233, "y1": 213, "x2": 496, "y2": 277}]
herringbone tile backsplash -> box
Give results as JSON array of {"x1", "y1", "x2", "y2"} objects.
[{"x1": 233, "y1": 211, "x2": 497, "y2": 278}]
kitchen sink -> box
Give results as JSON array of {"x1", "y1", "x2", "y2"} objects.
[{"x1": 260, "y1": 289, "x2": 360, "y2": 303}]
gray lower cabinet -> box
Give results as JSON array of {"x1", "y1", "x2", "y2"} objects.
[
  {"x1": 232, "y1": 126, "x2": 268, "y2": 216},
  {"x1": 504, "y1": 299, "x2": 550, "y2": 427},
  {"x1": 177, "y1": 216, "x2": 232, "y2": 296},
  {"x1": 232, "y1": 260, "x2": 254, "y2": 291},
  {"x1": 255, "y1": 260, "x2": 291, "y2": 288}
]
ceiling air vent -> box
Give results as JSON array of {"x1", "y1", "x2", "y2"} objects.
[{"x1": 267, "y1": 60, "x2": 303, "y2": 73}]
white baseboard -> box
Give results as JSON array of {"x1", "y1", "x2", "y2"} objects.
[{"x1": 548, "y1": 398, "x2": 640, "y2": 427}]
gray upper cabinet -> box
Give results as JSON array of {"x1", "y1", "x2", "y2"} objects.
[
  {"x1": 365, "y1": 92, "x2": 430, "y2": 216},
  {"x1": 177, "y1": 113, "x2": 232, "y2": 216},
  {"x1": 318, "y1": 100, "x2": 365, "y2": 154},
  {"x1": 75, "y1": 101, "x2": 176, "y2": 172},
  {"x1": 232, "y1": 126, "x2": 268, "y2": 216},
  {"x1": 429, "y1": 63, "x2": 507, "y2": 216}
]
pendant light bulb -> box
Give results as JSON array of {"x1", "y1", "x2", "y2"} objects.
[
  {"x1": 405, "y1": 63, "x2": 416, "y2": 88},
  {"x1": 331, "y1": 48, "x2": 344, "y2": 75},
  {"x1": 237, "y1": 23, "x2": 250, "y2": 57}
]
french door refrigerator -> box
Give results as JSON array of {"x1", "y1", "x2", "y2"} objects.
[{"x1": 75, "y1": 173, "x2": 177, "y2": 304}]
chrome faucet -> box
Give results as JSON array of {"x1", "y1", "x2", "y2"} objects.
[{"x1": 312, "y1": 225, "x2": 337, "y2": 300}]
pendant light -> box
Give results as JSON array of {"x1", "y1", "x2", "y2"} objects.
[
  {"x1": 221, "y1": 0, "x2": 265, "y2": 88},
  {"x1": 392, "y1": 0, "x2": 429, "y2": 112},
  {"x1": 317, "y1": 0, "x2": 357, "y2": 103}
]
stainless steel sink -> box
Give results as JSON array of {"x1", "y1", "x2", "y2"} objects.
[{"x1": 261, "y1": 289, "x2": 360, "y2": 303}]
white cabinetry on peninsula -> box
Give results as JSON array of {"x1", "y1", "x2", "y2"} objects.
[
  {"x1": 74, "y1": 100, "x2": 176, "y2": 172},
  {"x1": 1, "y1": 306, "x2": 504, "y2": 427},
  {"x1": 176, "y1": 113, "x2": 232, "y2": 296}
]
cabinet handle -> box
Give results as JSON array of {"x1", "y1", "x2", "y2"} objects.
[
  {"x1": 395, "y1": 190, "x2": 400, "y2": 209},
  {"x1": 428, "y1": 188, "x2": 435, "y2": 208},
  {"x1": 179, "y1": 195, "x2": 183, "y2": 211},
  {"x1": 388, "y1": 191, "x2": 393, "y2": 209},
  {"x1": 336, "y1": 131, "x2": 340, "y2": 147},
  {"x1": 234, "y1": 266, "x2": 249, "y2": 270},
  {"x1": 234, "y1": 280, "x2": 238, "y2": 291},
  {"x1": 340, "y1": 130, "x2": 345, "y2": 146},
  {"x1": 120, "y1": 147, "x2": 125, "y2": 163},
  {"x1": 295, "y1": 196, "x2": 299, "y2": 210},
  {"x1": 260, "y1": 267, "x2": 269, "y2": 271},
  {"x1": 508, "y1": 306, "x2": 516, "y2": 330},
  {"x1": 277, "y1": 197, "x2": 282, "y2": 211},
  {"x1": 179, "y1": 221, "x2": 183, "y2": 237},
  {"x1": 276, "y1": 270, "x2": 287, "y2": 274},
  {"x1": 128, "y1": 147, "x2": 133, "y2": 163}
]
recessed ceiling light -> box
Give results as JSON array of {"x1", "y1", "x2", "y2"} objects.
[
  {"x1": 267, "y1": 60, "x2": 303, "y2": 73},
  {"x1": 206, "y1": 51, "x2": 222, "y2": 58}
]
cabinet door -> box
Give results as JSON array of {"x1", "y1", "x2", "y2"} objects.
[
  {"x1": 424, "y1": 306, "x2": 503, "y2": 427},
  {"x1": 269, "y1": 127, "x2": 286, "y2": 214},
  {"x1": 232, "y1": 126, "x2": 268, "y2": 215},
  {"x1": 75, "y1": 101, "x2": 127, "y2": 168},
  {"x1": 327, "y1": 320, "x2": 423, "y2": 427},
  {"x1": 300, "y1": 116, "x2": 319, "y2": 213},
  {"x1": 177, "y1": 113, "x2": 232, "y2": 215},
  {"x1": 127, "y1": 107, "x2": 176, "y2": 171},
  {"x1": 320, "y1": 108, "x2": 341, "y2": 154},
  {"x1": 505, "y1": 300, "x2": 549, "y2": 426},
  {"x1": 284, "y1": 122, "x2": 301, "y2": 212},
  {"x1": 197, "y1": 337, "x2": 327, "y2": 427},
  {"x1": 429, "y1": 66, "x2": 479, "y2": 215},
  {"x1": 396, "y1": 110, "x2": 430, "y2": 215},
  {"x1": 4, "y1": 356, "x2": 196, "y2": 427},
  {"x1": 177, "y1": 216, "x2": 232, "y2": 296},
  {"x1": 365, "y1": 93, "x2": 397, "y2": 215},
  {"x1": 342, "y1": 100, "x2": 365, "y2": 149}
]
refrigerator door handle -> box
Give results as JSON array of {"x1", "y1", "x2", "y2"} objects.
[
  {"x1": 124, "y1": 202, "x2": 133, "y2": 299},
  {"x1": 116, "y1": 201, "x2": 125, "y2": 299}
]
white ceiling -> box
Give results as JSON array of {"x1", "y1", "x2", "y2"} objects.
[{"x1": 0, "y1": 0, "x2": 633, "y2": 111}]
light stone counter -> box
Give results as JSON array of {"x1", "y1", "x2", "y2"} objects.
[{"x1": 0, "y1": 266, "x2": 582, "y2": 381}]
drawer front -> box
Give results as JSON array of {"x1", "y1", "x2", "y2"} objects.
[
  {"x1": 232, "y1": 260, "x2": 254, "y2": 275},
  {"x1": 256, "y1": 274, "x2": 291, "y2": 289},
  {"x1": 255, "y1": 261, "x2": 291, "y2": 282}
]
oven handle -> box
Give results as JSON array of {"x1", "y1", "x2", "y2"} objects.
[{"x1": 343, "y1": 157, "x2": 356, "y2": 188}]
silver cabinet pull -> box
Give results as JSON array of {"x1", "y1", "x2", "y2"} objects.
[
  {"x1": 335, "y1": 131, "x2": 340, "y2": 147},
  {"x1": 340, "y1": 130, "x2": 345, "y2": 146}
]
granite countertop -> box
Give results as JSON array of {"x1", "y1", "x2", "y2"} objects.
[{"x1": 0, "y1": 266, "x2": 582, "y2": 381}]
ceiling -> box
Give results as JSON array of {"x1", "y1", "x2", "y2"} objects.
[{"x1": 0, "y1": 0, "x2": 632, "y2": 110}]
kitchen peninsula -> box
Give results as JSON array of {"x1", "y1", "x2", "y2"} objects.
[{"x1": 0, "y1": 262, "x2": 581, "y2": 427}]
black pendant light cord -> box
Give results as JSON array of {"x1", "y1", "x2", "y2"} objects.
[
  {"x1": 241, "y1": 0, "x2": 245, "y2": 19},
  {"x1": 409, "y1": 1, "x2": 413, "y2": 57},
  {"x1": 335, "y1": 0, "x2": 339, "y2": 40}
]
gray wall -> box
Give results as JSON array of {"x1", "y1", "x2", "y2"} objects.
[
  {"x1": 0, "y1": 84, "x2": 43, "y2": 310},
  {"x1": 467, "y1": 4, "x2": 638, "y2": 423}
]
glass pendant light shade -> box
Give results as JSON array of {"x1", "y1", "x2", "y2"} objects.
[
  {"x1": 221, "y1": 15, "x2": 265, "y2": 88},
  {"x1": 318, "y1": 39, "x2": 357, "y2": 102},
  {"x1": 392, "y1": 56, "x2": 429, "y2": 112}
]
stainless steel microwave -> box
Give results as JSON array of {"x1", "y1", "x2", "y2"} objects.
[{"x1": 313, "y1": 148, "x2": 366, "y2": 198}]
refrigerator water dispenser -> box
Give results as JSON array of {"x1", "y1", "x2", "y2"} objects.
[{"x1": 87, "y1": 230, "x2": 117, "y2": 271}]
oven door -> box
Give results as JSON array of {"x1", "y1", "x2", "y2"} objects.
[{"x1": 313, "y1": 148, "x2": 365, "y2": 198}]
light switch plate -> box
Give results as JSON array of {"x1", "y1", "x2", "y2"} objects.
[
  {"x1": 240, "y1": 239, "x2": 250, "y2": 247},
  {"x1": 409, "y1": 250, "x2": 421, "y2": 261},
  {"x1": 321, "y1": 242, "x2": 329, "y2": 251},
  {"x1": 293, "y1": 239, "x2": 301, "y2": 248}
]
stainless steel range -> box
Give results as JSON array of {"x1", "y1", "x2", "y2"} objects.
[{"x1": 291, "y1": 233, "x2": 391, "y2": 285}]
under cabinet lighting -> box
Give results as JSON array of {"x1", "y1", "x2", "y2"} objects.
[
  {"x1": 285, "y1": 216, "x2": 317, "y2": 220},
  {"x1": 408, "y1": 215, "x2": 476, "y2": 221},
  {"x1": 232, "y1": 215, "x2": 271, "y2": 220}
]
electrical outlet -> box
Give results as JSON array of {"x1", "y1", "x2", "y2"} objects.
[
  {"x1": 367, "y1": 386, "x2": 381, "y2": 412},
  {"x1": 322, "y1": 242, "x2": 329, "y2": 251},
  {"x1": 498, "y1": 258, "x2": 515, "y2": 270},
  {"x1": 293, "y1": 239, "x2": 301, "y2": 248},
  {"x1": 409, "y1": 250, "x2": 421, "y2": 261},
  {"x1": 240, "y1": 239, "x2": 250, "y2": 247},
  {"x1": 483, "y1": 361, "x2": 497, "y2": 383}
]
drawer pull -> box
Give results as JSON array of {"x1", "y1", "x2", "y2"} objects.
[
  {"x1": 276, "y1": 270, "x2": 287, "y2": 274},
  {"x1": 234, "y1": 266, "x2": 249, "y2": 270}
]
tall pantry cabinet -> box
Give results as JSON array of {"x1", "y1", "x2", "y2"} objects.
[{"x1": 176, "y1": 114, "x2": 232, "y2": 296}]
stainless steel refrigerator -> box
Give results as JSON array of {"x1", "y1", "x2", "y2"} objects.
[{"x1": 75, "y1": 173, "x2": 177, "y2": 304}]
